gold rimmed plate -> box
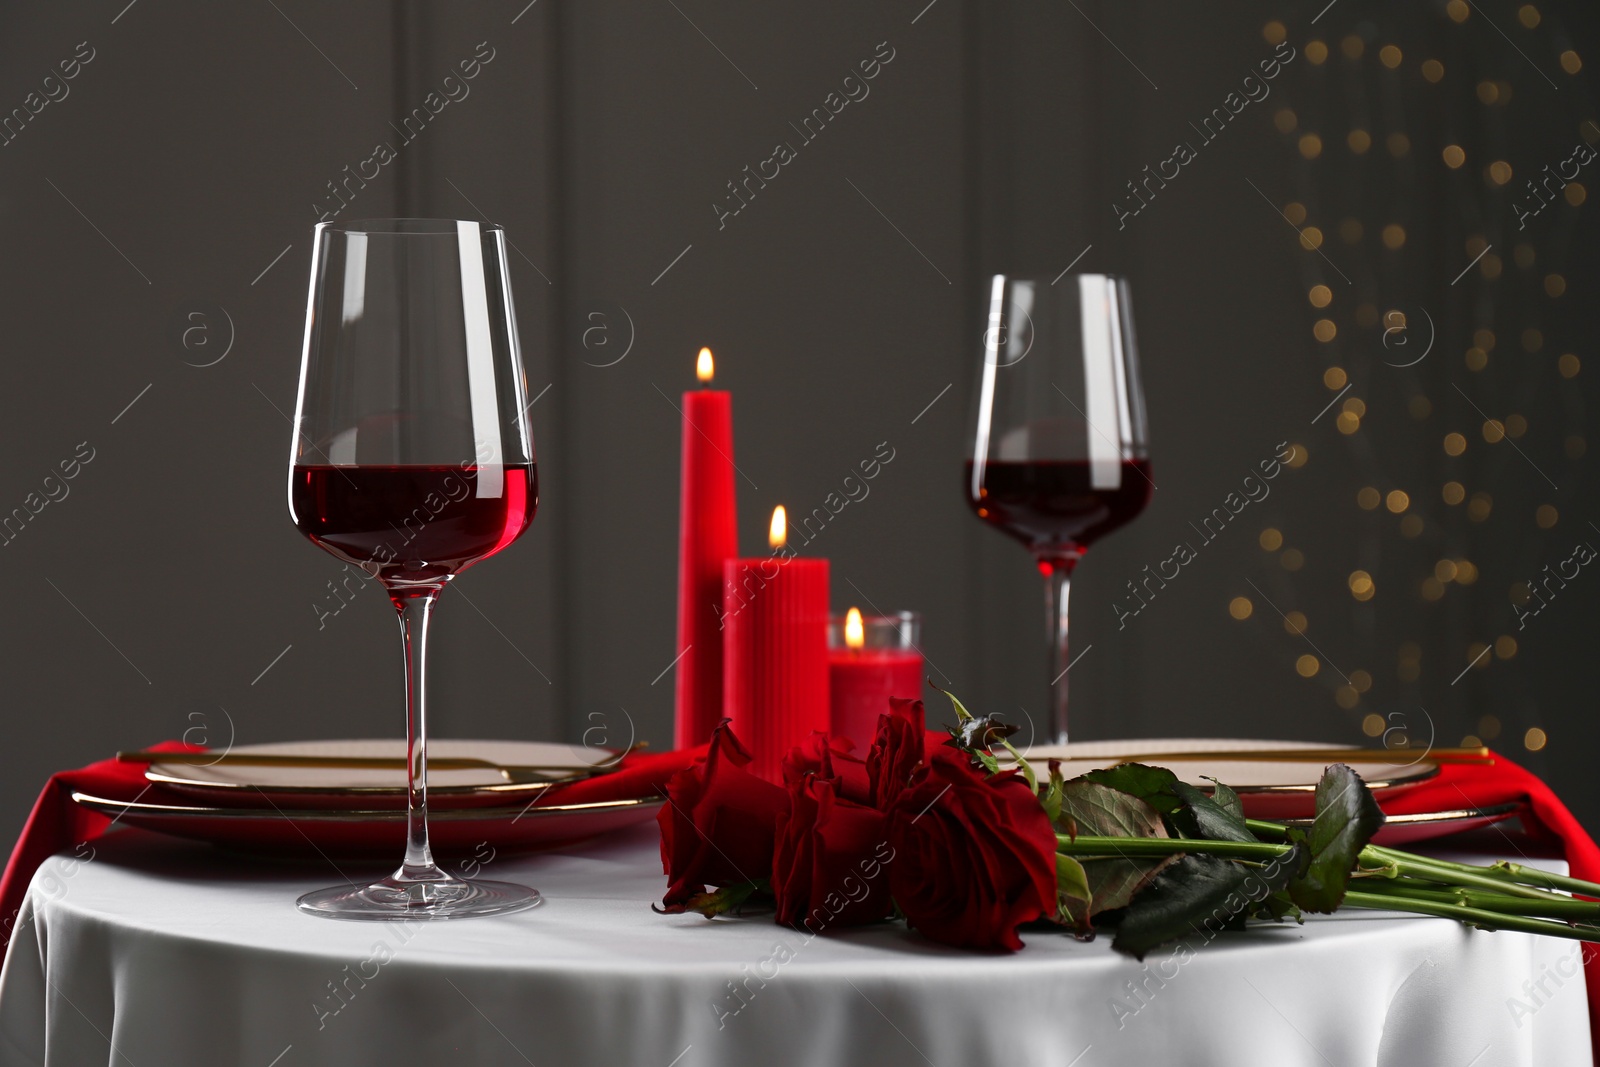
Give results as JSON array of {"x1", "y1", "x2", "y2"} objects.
[
  {"x1": 1016, "y1": 738, "x2": 1439, "y2": 820},
  {"x1": 74, "y1": 790, "x2": 662, "y2": 858},
  {"x1": 146, "y1": 739, "x2": 620, "y2": 810}
]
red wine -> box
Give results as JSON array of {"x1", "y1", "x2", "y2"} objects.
[
  {"x1": 964, "y1": 459, "x2": 1151, "y2": 560},
  {"x1": 291, "y1": 464, "x2": 537, "y2": 587}
]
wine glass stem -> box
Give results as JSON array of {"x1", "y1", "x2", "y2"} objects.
[
  {"x1": 1043, "y1": 564, "x2": 1073, "y2": 746},
  {"x1": 394, "y1": 590, "x2": 444, "y2": 881}
]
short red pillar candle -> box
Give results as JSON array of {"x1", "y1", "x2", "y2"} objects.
[
  {"x1": 673, "y1": 347, "x2": 739, "y2": 750},
  {"x1": 828, "y1": 608, "x2": 924, "y2": 747},
  {"x1": 723, "y1": 506, "x2": 830, "y2": 782}
]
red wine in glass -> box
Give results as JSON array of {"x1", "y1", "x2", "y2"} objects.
[
  {"x1": 963, "y1": 458, "x2": 1151, "y2": 567},
  {"x1": 291, "y1": 464, "x2": 538, "y2": 588},
  {"x1": 288, "y1": 218, "x2": 542, "y2": 921}
]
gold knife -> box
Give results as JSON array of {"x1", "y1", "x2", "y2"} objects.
[{"x1": 118, "y1": 747, "x2": 636, "y2": 783}]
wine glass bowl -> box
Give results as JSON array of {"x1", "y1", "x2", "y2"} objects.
[
  {"x1": 287, "y1": 218, "x2": 541, "y2": 920},
  {"x1": 965, "y1": 274, "x2": 1151, "y2": 744}
]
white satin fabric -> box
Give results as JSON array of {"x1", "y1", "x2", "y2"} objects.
[{"x1": 0, "y1": 824, "x2": 1589, "y2": 1066}]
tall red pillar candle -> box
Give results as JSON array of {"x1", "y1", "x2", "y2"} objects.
[
  {"x1": 828, "y1": 608, "x2": 924, "y2": 747},
  {"x1": 723, "y1": 506, "x2": 831, "y2": 782},
  {"x1": 674, "y1": 347, "x2": 739, "y2": 750}
]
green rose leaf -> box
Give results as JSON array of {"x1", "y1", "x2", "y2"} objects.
[
  {"x1": 1080, "y1": 762, "x2": 1183, "y2": 815},
  {"x1": 1113, "y1": 844, "x2": 1306, "y2": 958},
  {"x1": 1060, "y1": 780, "x2": 1167, "y2": 839},
  {"x1": 678, "y1": 880, "x2": 768, "y2": 918},
  {"x1": 1059, "y1": 781, "x2": 1177, "y2": 916},
  {"x1": 1203, "y1": 776, "x2": 1244, "y2": 821},
  {"x1": 1056, "y1": 854, "x2": 1094, "y2": 929},
  {"x1": 1171, "y1": 781, "x2": 1256, "y2": 843},
  {"x1": 1287, "y1": 764, "x2": 1387, "y2": 914},
  {"x1": 1039, "y1": 762, "x2": 1066, "y2": 825}
]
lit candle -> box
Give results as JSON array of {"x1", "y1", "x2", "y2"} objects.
[
  {"x1": 828, "y1": 607, "x2": 925, "y2": 746},
  {"x1": 723, "y1": 505, "x2": 830, "y2": 781},
  {"x1": 674, "y1": 347, "x2": 739, "y2": 749}
]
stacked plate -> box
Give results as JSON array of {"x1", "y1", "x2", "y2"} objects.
[
  {"x1": 1017, "y1": 738, "x2": 1516, "y2": 845},
  {"x1": 74, "y1": 740, "x2": 662, "y2": 858}
]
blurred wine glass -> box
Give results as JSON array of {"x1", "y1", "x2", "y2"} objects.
[{"x1": 965, "y1": 274, "x2": 1151, "y2": 746}]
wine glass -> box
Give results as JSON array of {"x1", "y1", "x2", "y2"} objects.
[
  {"x1": 965, "y1": 274, "x2": 1151, "y2": 746},
  {"x1": 287, "y1": 218, "x2": 540, "y2": 920}
]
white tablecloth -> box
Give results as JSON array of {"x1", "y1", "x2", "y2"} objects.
[{"x1": 0, "y1": 823, "x2": 1590, "y2": 1067}]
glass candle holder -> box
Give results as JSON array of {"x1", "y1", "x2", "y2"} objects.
[{"x1": 827, "y1": 610, "x2": 924, "y2": 747}]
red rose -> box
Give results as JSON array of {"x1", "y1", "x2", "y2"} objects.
[
  {"x1": 886, "y1": 747, "x2": 1058, "y2": 951},
  {"x1": 867, "y1": 697, "x2": 927, "y2": 810},
  {"x1": 772, "y1": 771, "x2": 894, "y2": 932},
  {"x1": 782, "y1": 732, "x2": 871, "y2": 806},
  {"x1": 658, "y1": 721, "x2": 788, "y2": 911}
]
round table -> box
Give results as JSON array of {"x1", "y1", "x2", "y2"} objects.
[{"x1": 0, "y1": 823, "x2": 1590, "y2": 1066}]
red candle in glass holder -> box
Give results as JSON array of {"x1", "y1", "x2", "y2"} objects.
[
  {"x1": 723, "y1": 506, "x2": 830, "y2": 782},
  {"x1": 673, "y1": 347, "x2": 739, "y2": 750},
  {"x1": 828, "y1": 607, "x2": 924, "y2": 748}
]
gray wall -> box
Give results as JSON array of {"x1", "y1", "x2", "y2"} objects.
[{"x1": 0, "y1": 0, "x2": 1595, "y2": 844}]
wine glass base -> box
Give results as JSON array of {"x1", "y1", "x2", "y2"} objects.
[{"x1": 297, "y1": 875, "x2": 542, "y2": 922}]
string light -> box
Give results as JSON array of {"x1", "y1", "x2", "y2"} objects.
[{"x1": 1281, "y1": 36, "x2": 1586, "y2": 749}]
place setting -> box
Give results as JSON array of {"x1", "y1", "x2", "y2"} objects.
[{"x1": 2, "y1": 8, "x2": 1599, "y2": 1066}]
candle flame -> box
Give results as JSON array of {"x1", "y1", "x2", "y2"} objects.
[
  {"x1": 845, "y1": 607, "x2": 864, "y2": 650},
  {"x1": 769, "y1": 505, "x2": 787, "y2": 549},
  {"x1": 697, "y1": 347, "x2": 714, "y2": 383}
]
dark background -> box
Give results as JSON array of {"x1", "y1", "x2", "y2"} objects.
[{"x1": 0, "y1": 0, "x2": 1595, "y2": 844}]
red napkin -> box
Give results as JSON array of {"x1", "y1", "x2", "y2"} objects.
[
  {"x1": 0, "y1": 741, "x2": 700, "y2": 954},
  {"x1": 1381, "y1": 751, "x2": 1600, "y2": 1060}
]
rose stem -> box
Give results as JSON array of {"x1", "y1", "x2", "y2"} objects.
[
  {"x1": 1058, "y1": 835, "x2": 1566, "y2": 904},
  {"x1": 1341, "y1": 891, "x2": 1600, "y2": 943},
  {"x1": 1243, "y1": 818, "x2": 1598, "y2": 901},
  {"x1": 1354, "y1": 879, "x2": 1600, "y2": 922}
]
